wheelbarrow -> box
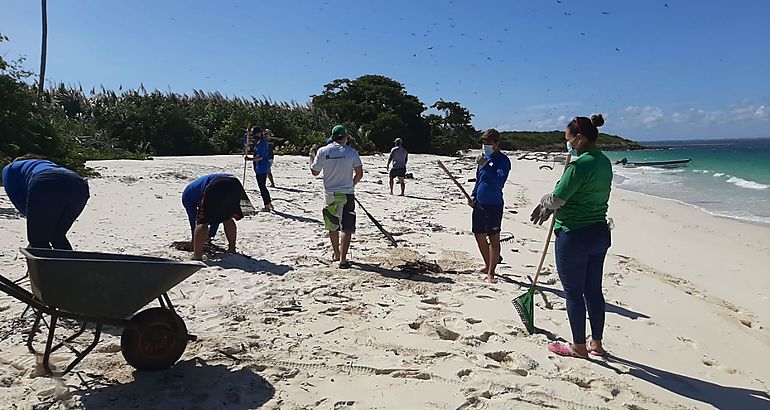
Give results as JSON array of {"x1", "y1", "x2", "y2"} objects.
[{"x1": 0, "y1": 248, "x2": 205, "y2": 375}]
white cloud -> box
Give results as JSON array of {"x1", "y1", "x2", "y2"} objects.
[{"x1": 621, "y1": 106, "x2": 665, "y2": 128}]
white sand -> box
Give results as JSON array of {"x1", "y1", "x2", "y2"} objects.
[{"x1": 0, "y1": 153, "x2": 768, "y2": 409}]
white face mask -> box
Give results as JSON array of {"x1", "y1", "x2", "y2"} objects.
[
  {"x1": 482, "y1": 144, "x2": 494, "y2": 157},
  {"x1": 566, "y1": 140, "x2": 578, "y2": 156}
]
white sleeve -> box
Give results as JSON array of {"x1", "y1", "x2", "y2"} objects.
[
  {"x1": 352, "y1": 150, "x2": 363, "y2": 168},
  {"x1": 311, "y1": 148, "x2": 325, "y2": 172}
]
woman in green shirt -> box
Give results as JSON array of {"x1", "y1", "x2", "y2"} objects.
[{"x1": 531, "y1": 114, "x2": 612, "y2": 358}]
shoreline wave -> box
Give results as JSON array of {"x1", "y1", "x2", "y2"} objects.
[{"x1": 612, "y1": 184, "x2": 770, "y2": 227}]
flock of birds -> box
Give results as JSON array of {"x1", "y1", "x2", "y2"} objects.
[{"x1": 176, "y1": 1, "x2": 677, "y2": 121}]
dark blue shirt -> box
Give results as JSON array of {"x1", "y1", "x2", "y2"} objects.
[
  {"x1": 472, "y1": 151, "x2": 511, "y2": 206},
  {"x1": 182, "y1": 173, "x2": 233, "y2": 207},
  {"x1": 2, "y1": 160, "x2": 68, "y2": 216},
  {"x1": 252, "y1": 138, "x2": 271, "y2": 174}
]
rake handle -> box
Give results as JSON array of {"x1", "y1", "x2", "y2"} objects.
[
  {"x1": 437, "y1": 160, "x2": 473, "y2": 203},
  {"x1": 530, "y1": 154, "x2": 571, "y2": 287}
]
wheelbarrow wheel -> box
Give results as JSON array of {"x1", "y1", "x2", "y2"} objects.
[{"x1": 121, "y1": 307, "x2": 188, "y2": 371}]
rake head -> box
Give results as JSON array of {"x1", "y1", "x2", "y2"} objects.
[{"x1": 512, "y1": 287, "x2": 536, "y2": 334}]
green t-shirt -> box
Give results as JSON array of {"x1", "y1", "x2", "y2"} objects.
[{"x1": 553, "y1": 148, "x2": 613, "y2": 232}]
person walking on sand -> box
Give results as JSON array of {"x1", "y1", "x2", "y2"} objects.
[
  {"x1": 2, "y1": 155, "x2": 90, "y2": 250},
  {"x1": 387, "y1": 138, "x2": 408, "y2": 196},
  {"x1": 530, "y1": 114, "x2": 612, "y2": 359},
  {"x1": 311, "y1": 125, "x2": 363, "y2": 269},
  {"x1": 470, "y1": 129, "x2": 510, "y2": 284},
  {"x1": 182, "y1": 173, "x2": 246, "y2": 260},
  {"x1": 244, "y1": 126, "x2": 273, "y2": 212}
]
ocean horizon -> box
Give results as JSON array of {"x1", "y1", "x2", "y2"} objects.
[{"x1": 605, "y1": 137, "x2": 770, "y2": 226}]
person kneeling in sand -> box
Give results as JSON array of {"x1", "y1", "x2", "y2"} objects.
[
  {"x1": 311, "y1": 125, "x2": 363, "y2": 269},
  {"x1": 182, "y1": 174, "x2": 245, "y2": 260}
]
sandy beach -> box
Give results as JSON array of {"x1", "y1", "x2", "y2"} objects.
[{"x1": 1, "y1": 153, "x2": 768, "y2": 409}]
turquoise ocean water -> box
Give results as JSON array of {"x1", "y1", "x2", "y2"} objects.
[{"x1": 604, "y1": 138, "x2": 770, "y2": 226}]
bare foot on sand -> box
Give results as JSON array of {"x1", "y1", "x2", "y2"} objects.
[{"x1": 485, "y1": 274, "x2": 498, "y2": 284}]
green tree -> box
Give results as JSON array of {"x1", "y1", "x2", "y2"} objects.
[
  {"x1": 0, "y1": 34, "x2": 84, "y2": 175},
  {"x1": 311, "y1": 75, "x2": 430, "y2": 152},
  {"x1": 427, "y1": 100, "x2": 478, "y2": 155}
]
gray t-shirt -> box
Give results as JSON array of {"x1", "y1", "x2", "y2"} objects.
[
  {"x1": 311, "y1": 142, "x2": 363, "y2": 194},
  {"x1": 389, "y1": 146, "x2": 408, "y2": 169}
]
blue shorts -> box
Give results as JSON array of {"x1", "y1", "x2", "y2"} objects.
[{"x1": 472, "y1": 203, "x2": 503, "y2": 236}]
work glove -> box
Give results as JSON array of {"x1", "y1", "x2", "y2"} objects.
[{"x1": 530, "y1": 204, "x2": 553, "y2": 225}]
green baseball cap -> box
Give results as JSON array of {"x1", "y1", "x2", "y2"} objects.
[{"x1": 331, "y1": 125, "x2": 348, "y2": 136}]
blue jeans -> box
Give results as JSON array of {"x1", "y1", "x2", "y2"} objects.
[
  {"x1": 26, "y1": 169, "x2": 90, "y2": 250},
  {"x1": 554, "y1": 223, "x2": 611, "y2": 344},
  {"x1": 255, "y1": 172, "x2": 271, "y2": 206}
]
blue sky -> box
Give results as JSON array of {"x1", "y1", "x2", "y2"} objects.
[{"x1": 2, "y1": 0, "x2": 768, "y2": 141}]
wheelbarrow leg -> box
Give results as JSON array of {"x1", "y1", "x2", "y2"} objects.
[
  {"x1": 26, "y1": 310, "x2": 43, "y2": 354},
  {"x1": 162, "y1": 293, "x2": 175, "y2": 312},
  {"x1": 159, "y1": 293, "x2": 194, "y2": 340},
  {"x1": 43, "y1": 314, "x2": 58, "y2": 374},
  {"x1": 63, "y1": 323, "x2": 102, "y2": 374},
  {"x1": 51, "y1": 321, "x2": 89, "y2": 354}
]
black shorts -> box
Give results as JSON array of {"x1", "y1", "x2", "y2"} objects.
[
  {"x1": 472, "y1": 203, "x2": 503, "y2": 236},
  {"x1": 197, "y1": 177, "x2": 244, "y2": 225},
  {"x1": 390, "y1": 168, "x2": 407, "y2": 178}
]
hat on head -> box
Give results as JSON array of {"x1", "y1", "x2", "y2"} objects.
[
  {"x1": 394, "y1": 138, "x2": 402, "y2": 145},
  {"x1": 249, "y1": 126, "x2": 262, "y2": 135},
  {"x1": 331, "y1": 125, "x2": 348, "y2": 141},
  {"x1": 480, "y1": 128, "x2": 501, "y2": 144}
]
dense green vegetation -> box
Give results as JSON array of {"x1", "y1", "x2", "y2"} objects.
[
  {"x1": 499, "y1": 130, "x2": 643, "y2": 152},
  {"x1": 1, "y1": 36, "x2": 638, "y2": 180},
  {"x1": 0, "y1": 35, "x2": 86, "y2": 174}
]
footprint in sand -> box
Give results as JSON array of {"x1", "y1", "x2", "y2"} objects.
[
  {"x1": 333, "y1": 400, "x2": 356, "y2": 409},
  {"x1": 483, "y1": 351, "x2": 536, "y2": 376},
  {"x1": 676, "y1": 336, "x2": 698, "y2": 349}
]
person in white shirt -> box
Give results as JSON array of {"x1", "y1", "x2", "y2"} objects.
[
  {"x1": 387, "y1": 138, "x2": 409, "y2": 196},
  {"x1": 310, "y1": 125, "x2": 363, "y2": 269}
]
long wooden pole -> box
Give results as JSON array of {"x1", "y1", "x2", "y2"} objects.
[
  {"x1": 37, "y1": 0, "x2": 47, "y2": 96},
  {"x1": 436, "y1": 160, "x2": 472, "y2": 204}
]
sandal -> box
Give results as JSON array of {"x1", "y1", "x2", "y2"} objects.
[
  {"x1": 588, "y1": 338, "x2": 608, "y2": 357},
  {"x1": 547, "y1": 342, "x2": 588, "y2": 359},
  {"x1": 338, "y1": 261, "x2": 351, "y2": 269}
]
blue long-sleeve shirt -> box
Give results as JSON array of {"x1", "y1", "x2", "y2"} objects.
[
  {"x1": 181, "y1": 173, "x2": 233, "y2": 238},
  {"x1": 471, "y1": 151, "x2": 511, "y2": 206},
  {"x1": 252, "y1": 138, "x2": 271, "y2": 174},
  {"x1": 181, "y1": 173, "x2": 234, "y2": 207},
  {"x1": 2, "y1": 160, "x2": 68, "y2": 216}
]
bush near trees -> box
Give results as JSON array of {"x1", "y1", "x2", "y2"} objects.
[{"x1": 0, "y1": 34, "x2": 85, "y2": 175}]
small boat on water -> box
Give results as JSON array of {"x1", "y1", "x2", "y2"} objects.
[{"x1": 615, "y1": 158, "x2": 692, "y2": 168}]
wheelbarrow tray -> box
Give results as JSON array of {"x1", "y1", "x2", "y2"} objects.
[{"x1": 20, "y1": 248, "x2": 204, "y2": 319}]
